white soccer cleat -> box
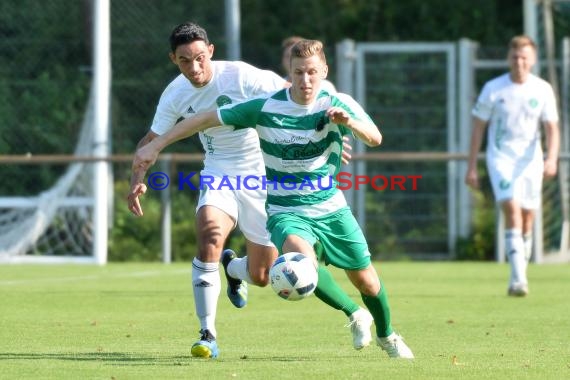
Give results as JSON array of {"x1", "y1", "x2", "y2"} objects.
[
  {"x1": 346, "y1": 308, "x2": 373, "y2": 350},
  {"x1": 508, "y1": 282, "x2": 529, "y2": 297},
  {"x1": 377, "y1": 332, "x2": 414, "y2": 359}
]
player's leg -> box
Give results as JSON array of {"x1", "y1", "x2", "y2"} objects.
[
  {"x1": 501, "y1": 200, "x2": 528, "y2": 296},
  {"x1": 270, "y1": 214, "x2": 371, "y2": 350},
  {"x1": 345, "y1": 265, "x2": 413, "y2": 359},
  {"x1": 316, "y1": 208, "x2": 413, "y2": 358},
  {"x1": 225, "y1": 187, "x2": 278, "y2": 287},
  {"x1": 225, "y1": 240, "x2": 276, "y2": 286},
  {"x1": 191, "y1": 204, "x2": 235, "y2": 358},
  {"x1": 522, "y1": 208, "x2": 535, "y2": 261},
  {"x1": 488, "y1": 161, "x2": 529, "y2": 296}
]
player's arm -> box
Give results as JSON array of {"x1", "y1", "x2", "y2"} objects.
[
  {"x1": 326, "y1": 107, "x2": 381, "y2": 147},
  {"x1": 543, "y1": 120, "x2": 560, "y2": 178},
  {"x1": 131, "y1": 110, "x2": 220, "y2": 190},
  {"x1": 464, "y1": 117, "x2": 487, "y2": 190},
  {"x1": 127, "y1": 131, "x2": 159, "y2": 216}
]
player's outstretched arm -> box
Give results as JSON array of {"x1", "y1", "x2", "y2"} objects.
[
  {"x1": 128, "y1": 111, "x2": 221, "y2": 216},
  {"x1": 133, "y1": 110, "x2": 221, "y2": 171},
  {"x1": 326, "y1": 107, "x2": 382, "y2": 147}
]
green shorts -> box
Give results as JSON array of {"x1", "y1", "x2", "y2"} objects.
[{"x1": 267, "y1": 207, "x2": 371, "y2": 270}]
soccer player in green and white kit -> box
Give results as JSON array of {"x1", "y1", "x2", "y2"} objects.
[
  {"x1": 132, "y1": 39, "x2": 414, "y2": 359},
  {"x1": 128, "y1": 23, "x2": 373, "y2": 359}
]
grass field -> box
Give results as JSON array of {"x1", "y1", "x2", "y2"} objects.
[{"x1": 0, "y1": 262, "x2": 568, "y2": 380}]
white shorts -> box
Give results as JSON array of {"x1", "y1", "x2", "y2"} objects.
[
  {"x1": 195, "y1": 170, "x2": 273, "y2": 247},
  {"x1": 486, "y1": 158, "x2": 543, "y2": 210}
]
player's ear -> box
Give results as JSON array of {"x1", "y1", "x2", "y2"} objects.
[
  {"x1": 208, "y1": 44, "x2": 215, "y2": 58},
  {"x1": 169, "y1": 52, "x2": 177, "y2": 65},
  {"x1": 322, "y1": 64, "x2": 329, "y2": 79}
]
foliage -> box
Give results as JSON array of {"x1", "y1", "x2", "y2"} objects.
[{"x1": 455, "y1": 187, "x2": 496, "y2": 261}]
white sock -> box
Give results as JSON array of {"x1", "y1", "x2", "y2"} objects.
[
  {"x1": 192, "y1": 258, "x2": 221, "y2": 338},
  {"x1": 523, "y1": 234, "x2": 533, "y2": 262},
  {"x1": 505, "y1": 229, "x2": 527, "y2": 285},
  {"x1": 228, "y1": 256, "x2": 253, "y2": 284}
]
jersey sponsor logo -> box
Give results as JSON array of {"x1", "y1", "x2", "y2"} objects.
[
  {"x1": 528, "y1": 98, "x2": 538, "y2": 108},
  {"x1": 187, "y1": 105, "x2": 196, "y2": 113},
  {"x1": 216, "y1": 95, "x2": 232, "y2": 107},
  {"x1": 282, "y1": 141, "x2": 324, "y2": 161}
]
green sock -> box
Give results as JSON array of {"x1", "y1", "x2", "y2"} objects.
[
  {"x1": 361, "y1": 279, "x2": 393, "y2": 338},
  {"x1": 314, "y1": 266, "x2": 359, "y2": 317}
]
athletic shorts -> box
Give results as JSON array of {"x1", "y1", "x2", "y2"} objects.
[
  {"x1": 267, "y1": 207, "x2": 371, "y2": 270},
  {"x1": 196, "y1": 170, "x2": 273, "y2": 247},
  {"x1": 486, "y1": 158, "x2": 543, "y2": 210}
]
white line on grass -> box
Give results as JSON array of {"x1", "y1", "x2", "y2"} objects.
[{"x1": 0, "y1": 268, "x2": 189, "y2": 286}]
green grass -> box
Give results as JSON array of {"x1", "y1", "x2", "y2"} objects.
[{"x1": 0, "y1": 262, "x2": 568, "y2": 380}]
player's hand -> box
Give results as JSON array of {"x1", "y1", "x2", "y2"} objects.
[
  {"x1": 544, "y1": 157, "x2": 558, "y2": 179},
  {"x1": 326, "y1": 107, "x2": 350, "y2": 125},
  {"x1": 127, "y1": 182, "x2": 147, "y2": 216},
  {"x1": 464, "y1": 168, "x2": 479, "y2": 190},
  {"x1": 341, "y1": 136, "x2": 352, "y2": 165}
]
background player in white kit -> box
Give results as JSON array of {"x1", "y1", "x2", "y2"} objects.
[
  {"x1": 465, "y1": 35, "x2": 560, "y2": 296},
  {"x1": 128, "y1": 22, "x2": 372, "y2": 359}
]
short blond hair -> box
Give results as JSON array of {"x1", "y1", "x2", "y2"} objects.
[
  {"x1": 509, "y1": 35, "x2": 537, "y2": 51},
  {"x1": 289, "y1": 39, "x2": 327, "y2": 65}
]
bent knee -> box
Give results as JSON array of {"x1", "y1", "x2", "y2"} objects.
[{"x1": 250, "y1": 270, "x2": 270, "y2": 287}]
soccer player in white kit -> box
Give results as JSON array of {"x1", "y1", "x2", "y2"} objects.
[
  {"x1": 465, "y1": 35, "x2": 560, "y2": 297},
  {"x1": 128, "y1": 23, "x2": 372, "y2": 359}
]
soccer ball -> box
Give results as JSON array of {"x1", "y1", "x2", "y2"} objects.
[{"x1": 269, "y1": 252, "x2": 318, "y2": 301}]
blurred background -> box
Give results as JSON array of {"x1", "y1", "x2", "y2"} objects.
[{"x1": 0, "y1": 0, "x2": 568, "y2": 264}]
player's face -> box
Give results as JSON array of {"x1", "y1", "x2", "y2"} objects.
[
  {"x1": 508, "y1": 45, "x2": 536, "y2": 83},
  {"x1": 169, "y1": 40, "x2": 214, "y2": 88},
  {"x1": 289, "y1": 55, "x2": 328, "y2": 105}
]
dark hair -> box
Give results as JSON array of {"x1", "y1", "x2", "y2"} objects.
[{"x1": 169, "y1": 22, "x2": 210, "y2": 53}]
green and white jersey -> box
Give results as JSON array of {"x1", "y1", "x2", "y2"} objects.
[
  {"x1": 217, "y1": 88, "x2": 374, "y2": 218},
  {"x1": 472, "y1": 73, "x2": 558, "y2": 165},
  {"x1": 150, "y1": 61, "x2": 285, "y2": 175}
]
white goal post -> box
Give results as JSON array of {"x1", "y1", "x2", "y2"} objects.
[{"x1": 0, "y1": 0, "x2": 111, "y2": 265}]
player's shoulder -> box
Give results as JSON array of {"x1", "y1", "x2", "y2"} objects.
[
  {"x1": 158, "y1": 74, "x2": 191, "y2": 102},
  {"x1": 213, "y1": 60, "x2": 261, "y2": 75},
  {"x1": 527, "y1": 73, "x2": 554, "y2": 89},
  {"x1": 485, "y1": 73, "x2": 510, "y2": 88}
]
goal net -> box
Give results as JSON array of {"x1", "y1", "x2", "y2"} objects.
[
  {"x1": 0, "y1": 0, "x2": 110, "y2": 264},
  {"x1": 0, "y1": 93, "x2": 97, "y2": 263}
]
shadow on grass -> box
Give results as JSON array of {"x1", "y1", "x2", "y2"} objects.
[
  {"x1": 0, "y1": 352, "x2": 319, "y2": 364},
  {"x1": 0, "y1": 352, "x2": 194, "y2": 365}
]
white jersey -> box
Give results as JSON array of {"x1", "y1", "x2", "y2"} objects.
[
  {"x1": 150, "y1": 61, "x2": 286, "y2": 175},
  {"x1": 472, "y1": 73, "x2": 558, "y2": 165}
]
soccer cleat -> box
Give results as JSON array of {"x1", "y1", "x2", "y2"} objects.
[
  {"x1": 346, "y1": 308, "x2": 373, "y2": 350},
  {"x1": 221, "y1": 249, "x2": 248, "y2": 308},
  {"x1": 191, "y1": 329, "x2": 219, "y2": 358},
  {"x1": 508, "y1": 283, "x2": 529, "y2": 297},
  {"x1": 377, "y1": 333, "x2": 414, "y2": 359}
]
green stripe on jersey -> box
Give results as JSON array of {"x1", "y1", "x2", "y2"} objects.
[{"x1": 267, "y1": 185, "x2": 337, "y2": 207}]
